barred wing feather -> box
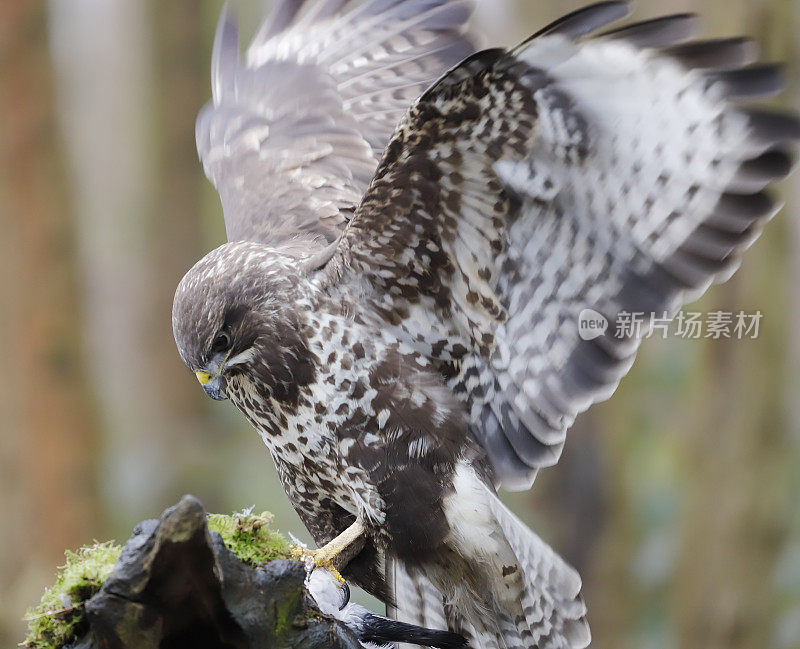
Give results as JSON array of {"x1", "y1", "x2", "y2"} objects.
[
  {"x1": 197, "y1": 0, "x2": 475, "y2": 247},
  {"x1": 333, "y1": 1, "x2": 799, "y2": 490}
]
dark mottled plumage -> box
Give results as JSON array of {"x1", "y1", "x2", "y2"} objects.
[{"x1": 172, "y1": 2, "x2": 798, "y2": 648}]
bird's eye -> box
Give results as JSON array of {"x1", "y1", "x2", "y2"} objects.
[{"x1": 211, "y1": 331, "x2": 231, "y2": 353}]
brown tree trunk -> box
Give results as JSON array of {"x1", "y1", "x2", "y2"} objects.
[{"x1": 0, "y1": 2, "x2": 99, "y2": 645}]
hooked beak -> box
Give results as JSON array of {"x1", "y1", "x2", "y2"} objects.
[{"x1": 195, "y1": 370, "x2": 227, "y2": 401}]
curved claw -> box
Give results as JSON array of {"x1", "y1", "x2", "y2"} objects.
[{"x1": 338, "y1": 581, "x2": 350, "y2": 611}]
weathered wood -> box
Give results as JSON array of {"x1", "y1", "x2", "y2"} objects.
[{"x1": 72, "y1": 496, "x2": 363, "y2": 649}]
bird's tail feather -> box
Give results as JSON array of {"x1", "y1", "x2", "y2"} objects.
[
  {"x1": 387, "y1": 479, "x2": 589, "y2": 649},
  {"x1": 389, "y1": 560, "x2": 515, "y2": 649},
  {"x1": 483, "y1": 483, "x2": 591, "y2": 649},
  {"x1": 389, "y1": 559, "x2": 469, "y2": 649}
]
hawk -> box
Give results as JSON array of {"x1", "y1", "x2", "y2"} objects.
[{"x1": 172, "y1": 1, "x2": 798, "y2": 647}]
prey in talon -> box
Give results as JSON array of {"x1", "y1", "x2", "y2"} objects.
[{"x1": 307, "y1": 569, "x2": 466, "y2": 649}]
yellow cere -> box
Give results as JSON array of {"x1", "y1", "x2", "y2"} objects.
[{"x1": 195, "y1": 371, "x2": 213, "y2": 385}]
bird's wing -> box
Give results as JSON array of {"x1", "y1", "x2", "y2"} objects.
[
  {"x1": 326, "y1": 1, "x2": 799, "y2": 490},
  {"x1": 197, "y1": 0, "x2": 475, "y2": 247}
]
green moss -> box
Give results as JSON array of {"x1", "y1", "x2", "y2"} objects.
[
  {"x1": 207, "y1": 509, "x2": 291, "y2": 566},
  {"x1": 23, "y1": 541, "x2": 122, "y2": 649},
  {"x1": 274, "y1": 589, "x2": 303, "y2": 638},
  {"x1": 23, "y1": 510, "x2": 290, "y2": 648}
]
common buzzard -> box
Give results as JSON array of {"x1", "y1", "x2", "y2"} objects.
[{"x1": 172, "y1": 2, "x2": 798, "y2": 647}]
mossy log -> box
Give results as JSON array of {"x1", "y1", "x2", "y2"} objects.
[{"x1": 24, "y1": 496, "x2": 362, "y2": 649}]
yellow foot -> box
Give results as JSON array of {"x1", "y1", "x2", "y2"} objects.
[
  {"x1": 290, "y1": 518, "x2": 366, "y2": 586},
  {"x1": 290, "y1": 545, "x2": 346, "y2": 584}
]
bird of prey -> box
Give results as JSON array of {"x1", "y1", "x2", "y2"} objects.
[{"x1": 172, "y1": 1, "x2": 798, "y2": 647}]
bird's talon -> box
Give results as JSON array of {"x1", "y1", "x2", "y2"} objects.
[
  {"x1": 338, "y1": 581, "x2": 350, "y2": 610},
  {"x1": 322, "y1": 563, "x2": 346, "y2": 584},
  {"x1": 291, "y1": 545, "x2": 348, "y2": 584},
  {"x1": 290, "y1": 545, "x2": 317, "y2": 575},
  {"x1": 290, "y1": 545, "x2": 311, "y2": 561}
]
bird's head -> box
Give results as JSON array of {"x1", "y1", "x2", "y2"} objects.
[{"x1": 172, "y1": 241, "x2": 311, "y2": 403}]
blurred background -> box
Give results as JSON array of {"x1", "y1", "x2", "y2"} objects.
[{"x1": 2, "y1": 0, "x2": 799, "y2": 647}]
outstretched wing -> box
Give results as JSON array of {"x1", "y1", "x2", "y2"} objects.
[
  {"x1": 328, "y1": 1, "x2": 799, "y2": 490},
  {"x1": 196, "y1": 0, "x2": 475, "y2": 247}
]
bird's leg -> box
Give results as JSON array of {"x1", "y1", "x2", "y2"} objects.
[
  {"x1": 313, "y1": 517, "x2": 366, "y2": 569},
  {"x1": 291, "y1": 518, "x2": 366, "y2": 585}
]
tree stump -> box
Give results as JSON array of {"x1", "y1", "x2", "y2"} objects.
[{"x1": 67, "y1": 496, "x2": 361, "y2": 649}]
